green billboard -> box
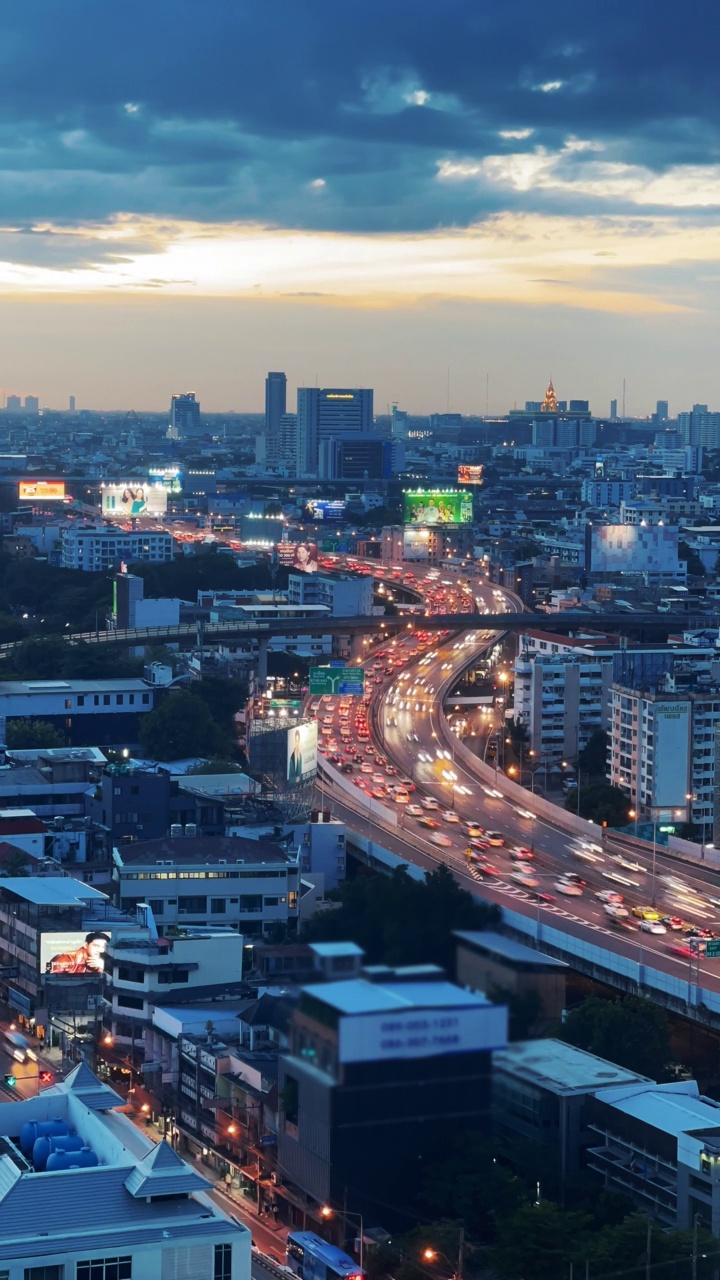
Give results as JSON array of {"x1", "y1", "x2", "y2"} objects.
[{"x1": 402, "y1": 489, "x2": 473, "y2": 526}]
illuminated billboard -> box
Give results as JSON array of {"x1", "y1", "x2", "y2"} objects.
[
  {"x1": 19, "y1": 480, "x2": 66, "y2": 502},
  {"x1": 303, "y1": 499, "x2": 347, "y2": 522},
  {"x1": 586, "y1": 524, "x2": 680, "y2": 575},
  {"x1": 458, "y1": 465, "x2": 483, "y2": 485},
  {"x1": 148, "y1": 467, "x2": 183, "y2": 493},
  {"x1": 276, "y1": 542, "x2": 318, "y2": 573},
  {"x1": 41, "y1": 930, "x2": 110, "y2": 976},
  {"x1": 286, "y1": 720, "x2": 318, "y2": 787},
  {"x1": 402, "y1": 489, "x2": 473, "y2": 526},
  {"x1": 102, "y1": 485, "x2": 168, "y2": 518},
  {"x1": 403, "y1": 529, "x2": 431, "y2": 561}
]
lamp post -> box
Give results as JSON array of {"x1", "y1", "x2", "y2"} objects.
[
  {"x1": 422, "y1": 1227, "x2": 465, "y2": 1280},
  {"x1": 321, "y1": 1205, "x2": 364, "y2": 1271}
]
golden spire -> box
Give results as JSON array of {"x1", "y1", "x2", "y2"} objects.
[{"x1": 541, "y1": 379, "x2": 558, "y2": 413}]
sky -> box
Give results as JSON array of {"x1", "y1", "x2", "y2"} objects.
[{"x1": 2, "y1": 0, "x2": 720, "y2": 415}]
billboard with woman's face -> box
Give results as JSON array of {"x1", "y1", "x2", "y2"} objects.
[
  {"x1": 286, "y1": 720, "x2": 318, "y2": 786},
  {"x1": 102, "y1": 485, "x2": 168, "y2": 517}
]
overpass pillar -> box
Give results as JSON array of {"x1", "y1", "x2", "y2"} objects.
[
  {"x1": 256, "y1": 638, "x2": 269, "y2": 690},
  {"x1": 349, "y1": 632, "x2": 366, "y2": 662}
]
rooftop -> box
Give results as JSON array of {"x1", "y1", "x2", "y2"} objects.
[
  {"x1": 0, "y1": 877, "x2": 107, "y2": 907},
  {"x1": 302, "y1": 974, "x2": 493, "y2": 1016},
  {"x1": 0, "y1": 678, "x2": 151, "y2": 694},
  {"x1": 455, "y1": 931, "x2": 569, "y2": 970},
  {"x1": 593, "y1": 1080, "x2": 720, "y2": 1139},
  {"x1": 493, "y1": 1038, "x2": 653, "y2": 1095},
  {"x1": 116, "y1": 835, "x2": 292, "y2": 867}
]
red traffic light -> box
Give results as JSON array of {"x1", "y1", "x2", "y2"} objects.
[{"x1": 39, "y1": 1071, "x2": 53, "y2": 1084}]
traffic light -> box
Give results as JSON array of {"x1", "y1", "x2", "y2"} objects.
[
  {"x1": 3, "y1": 1073, "x2": 16, "y2": 1087},
  {"x1": 39, "y1": 1071, "x2": 53, "y2": 1085}
]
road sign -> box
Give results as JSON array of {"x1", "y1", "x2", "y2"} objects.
[
  {"x1": 706, "y1": 940, "x2": 720, "y2": 959},
  {"x1": 309, "y1": 666, "x2": 365, "y2": 697}
]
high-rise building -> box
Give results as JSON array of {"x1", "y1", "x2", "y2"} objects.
[
  {"x1": 265, "y1": 371, "x2": 286, "y2": 466},
  {"x1": 610, "y1": 399, "x2": 618, "y2": 418},
  {"x1": 6, "y1": 396, "x2": 20, "y2": 412},
  {"x1": 296, "y1": 387, "x2": 373, "y2": 476},
  {"x1": 279, "y1": 413, "x2": 298, "y2": 472},
  {"x1": 69, "y1": 395, "x2": 76, "y2": 412},
  {"x1": 656, "y1": 399, "x2": 669, "y2": 421},
  {"x1": 169, "y1": 391, "x2": 200, "y2": 438},
  {"x1": 24, "y1": 395, "x2": 39, "y2": 413}
]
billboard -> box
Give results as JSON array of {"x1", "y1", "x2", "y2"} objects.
[
  {"x1": 41, "y1": 930, "x2": 110, "y2": 976},
  {"x1": 303, "y1": 499, "x2": 347, "y2": 522},
  {"x1": 403, "y1": 528, "x2": 431, "y2": 561},
  {"x1": 19, "y1": 480, "x2": 66, "y2": 502},
  {"x1": 402, "y1": 489, "x2": 473, "y2": 526},
  {"x1": 309, "y1": 666, "x2": 365, "y2": 696},
  {"x1": 286, "y1": 720, "x2": 318, "y2": 786},
  {"x1": 652, "y1": 702, "x2": 691, "y2": 808},
  {"x1": 148, "y1": 467, "x2": 183, "y2": 493},
  {"x1": 102, "y1": 484, "x2": 168, "y2": 518},
  {"x1": 458, "y1": 465, "x2": 483, "y2": 485},
  {"x1": 338, "y1": 1004, "x2": 508, "y2": 1064},
  {"x1": 276, "y1": 541, "x2": 318, "y2": 573},
  {"x1": 586, "y1": 524, "x2": 680, "y2": 575}
]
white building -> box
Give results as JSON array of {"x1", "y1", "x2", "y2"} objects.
[
  {"x1": 62, "y1": 525, "x2": 173, "y2": 571},
  {"x1": 287, "y1": 572, "x2": 373, "y2": 617},
  {"x1": 0, "y1": 1061, "x2": 249, "y2": 1279},
  {"x1": 581, "y1": 479, "x2": 636, "y2": 508},
  {"x1": 0, "y1": 679, "x2": 156, "y2": 747},
  {"x1": 113, "y1": 835, "x2": 301, "y2": 939},
  {"x1": 514, "y1": 630, "x2": 617, "y2": 763}
]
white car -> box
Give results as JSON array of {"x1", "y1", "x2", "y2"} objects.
[
  {"x1": 421, "y1": 797, "x2": 440, "y2": 811},
  {"x1": 555, "y1": 880, "x2": 583, "y2": 897},
  {"x1": 603, "y1": 903, "x2": 629, "y2": 920},
  {"x1": 430, "y1": 832, "x2": 453, "y2": 849},
  {"x1": 639, "y1": 920, "x2": 667, "y2": 935},
  {"x1": 406, "y1": 804, "x2": 424, "y2": 817},
  {"x1": 442, "y1": 811, "x2": 461, "y2": 824},
  {"x1": 596, "y1": 890, "x2": 624, "y2": 904},
  {"x1": 511, "y1": 871, "x2": 539, "y2": 889}
]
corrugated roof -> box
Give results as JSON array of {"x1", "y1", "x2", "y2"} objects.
[
  {"x1": 0, "y1": 1217, "x2": 240, "y2": 1262},
  {"x1": 117, "y1": 835, "x2": 289, "y2": 866},
  {"x1": 0, "y1": 877, "x2": 106, "y2": 906},
  {"x1": 594, "y1": 1080, "x2": 720, "y2": 1137},
  {"x1": 454, "y1": 930, "x2": 569, "y2": 968},
  {"x1": 302, "y1": 977, "x2": 492, "y2": 1015}
]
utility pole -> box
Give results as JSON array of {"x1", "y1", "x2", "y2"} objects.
[
  {"x1": 692, "y1": 1211, "x2": 699, "y2": 1280},
  {"x1": 645, "y1": 1214, "x2": 652, "y2": 1280},
  {"x1": 457, "y1": 1226, "x2": 465, "y2": 1280}
]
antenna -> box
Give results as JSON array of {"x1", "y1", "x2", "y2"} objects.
[
  {"x1": 622, "y1": 377, "x2": 626, "y2": 418},
  {"x1": 485, "y1": 372, "x2": 489, "y2": 417},
  {"x1": 446, "y1": 366, "x2": 450, "y2": 413}
]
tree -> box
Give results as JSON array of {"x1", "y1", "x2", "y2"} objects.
[
  {"x1": 301, "y1": 864, "x2": 499, "y2": 969},
  {"x1": 507, "y1": 717, "x2": 528, "y2": 749},
  {"x1": 559, "y1": 995, "x2": 671, "y2": 1079},
  {"x1": 190, "y1": 675, "x2": 248, "y2": 747},
  {"x1": 488, "y1": 985, "x2": 543, "y2": 1040},
  {"x1": 0, "y1": 844, "x2": 30, "y2": 877},
  {"x1": 6, "y1": 719, "x2": 64, "y2": 749},
  {"x1": 138, "y1": 690, "x2": 227, "y2": 761},
  {"x1": 679, "y1": 540, "x2": 706, "y2": 577},
  {"x1": 419, "y1": 1134, "x2": 527, "y2": 1241},
  {"x1": 567, "y1": 782, "x2": 630, "y2": 826},
  {"x1": 586, "y1": 1213, "x2": 715, "y2": 1280},
  {"x1": 492, "y1": 1202, "x2": 592, "y2": 1280},
  {"x1": 578, "y1": 728, "x2": 608, "y2": 778},
  {"x1": 186, "y1": 759, "x2": 244, "y2": 775}
]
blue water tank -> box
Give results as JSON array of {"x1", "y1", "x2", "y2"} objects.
[
  {"x1": 20, "y1": 1119, "x2": 67, "y2": 1157},
  {"x1": 33, "y1": 1134, "x2": 83, "y2": 1171},
  {"x1": 46, "y1": 1147, "x2": 98, "y2": 1172}
]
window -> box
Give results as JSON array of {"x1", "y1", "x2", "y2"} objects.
[
  {"x1": 116, "y1": 993, "x2": 144, "y2": 1011},
  {"x1": 77, "y1": 1259, "x2": 132, "y2": 1280},
  {"x1": 103, "y1": 694, "x2": 110, "y2": 705},
  {"x1": 214, "y1": 1244, "x2": 232, "y2": 1280},
  {"x1": 210, "y1": 899, "x2": 226, "y2": 914},
  {"x1": 116, "y1": 694, "x2": 124, "y2": 706},
  {"x1": 142, "y1": 693, "x2": 150, "y2": 705},
  {"x1": 25, "y1": 1268, "x2": 65, "y2": 1280},
  {"x1": 178, "y1": 895, "x2": 206, "y2": 914}
]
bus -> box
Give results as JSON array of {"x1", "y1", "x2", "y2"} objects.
[{"x1": 286, "y1": 1232, "x2": 365, "y2": 1280}]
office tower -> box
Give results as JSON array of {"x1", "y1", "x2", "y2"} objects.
[
  {"x1": 24, "y1": 395, "x2": 39, "y2": 413},
  {"x1": 656, "y1": 399, "x2": 668, "y2": 421},
  {"x1": 265, "y1": 371, "x2": 286, "y2": 466},
  {"x1": 391, "y1": 404, "x2": 408, "y2": 437},
  {"x1": 69, "y1": 395, "x2": 76, "y2": 412},
  {"x1": 610, "y1": 399, "x2": 618, "y2": 418},
  {"x1": 169, "y1": 391, "x2": 200, "y2": 438},
  {"x1": 296, "y1": 386, "x2": 373, "y2": 476},
  {"x1": 6, "y1": 396, "x2": 20, "y2": 412},
  {"x1": 279, "y1": 413, "x2": 298, "y2": 472}
]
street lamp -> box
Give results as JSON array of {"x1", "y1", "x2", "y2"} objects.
[
  {"x1": 421, "y1": 1228, "x2": 465, "y2": 1280},
  {"x1": 321, "y1": 1205, "x2": 364, "y2": 1270}
]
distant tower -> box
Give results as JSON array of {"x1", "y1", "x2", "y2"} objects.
[
  {"x1": 541, "y1": 379, "x2": 559, "y2": 413},
  {"x1": 610, "y1": 398, "x2": 618, "y2": 419},
  {"x1": 265, "y1": 372, "x2": 286, "y2": 467},
  {"x1": 69, "y1": 395, "x2": 76, "y2": 413},
  {"x1": 169, "y1": 392, "x2": 200, "y2": 439}
]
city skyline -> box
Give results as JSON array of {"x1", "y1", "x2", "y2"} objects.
[{"x1": 0, "y1": 1, "x2": 719, "y2": 409}]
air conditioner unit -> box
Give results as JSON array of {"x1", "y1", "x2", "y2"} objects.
[
  {"x1": 185, "y1": 824, "x2": 197, "y2": 838},
  {"x1": 170, "y1": 824, "x2": 183, "y2": 838}
]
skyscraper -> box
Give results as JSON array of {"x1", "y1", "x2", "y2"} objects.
[
  {"x1": 610, "y1": 399, "x2": 618, "y2": 419},
  {"x1": 6, "y1": 396, "x2": 20, "y2": 412},
  {"x1": 296, "y1": 386, "x2": 373, "y2": 476},
  {"x1": 169, "y1": 392, "x2": 200, "y2": 438},
  {"x1": 265, "y1": 371, "x2": 286, "y2": 466},
  {"x1": 69, "y1": 395, "x2": 76, "y2": 413},
  {"x1": 24, "y1": 395, "x2": 39, "y2": 413},
  {"x1": 656, "y1": 400, "x2": 669, "y2": 421}
]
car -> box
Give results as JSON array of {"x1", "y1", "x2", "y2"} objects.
[
  {"x1": 510, "y1": 847, "x2": 534, "y2": 861},
  {"x1": 340, "y1": 762, "x2": 354, "y2": 774},
  {"x1": 661, "y1": 916, "x2": 685, "y2": 932},
  {"x1": 406, "y1": 804, "x2": 424, "y2": 817},
  {"x1": 394, "y1": 790, "x2": 410, "y2": 804},
  {"x1": 604, "y1": 903, "x2": 629, "y2": 920},
  {"x1": 469, "y1": 838, "x2": 491, "y2": 852},
  {"x1": 360, "y1": 763, "x2": 373, "y2": 774},
  {"x1": 514, "y1": 847, "x2": 533, "y2": 860},
  {"x1": 486, "y1": 832, "x2": 505, "y2": 846},
  {"x1": 418, "y1": 816, "x2": 441, "y2": 830},
  {"x1": 511, "y1": 871, "x2": 540, "y2": 889},
  {"x1": 399, "y1": 777, "x2": 415, "y2": 792},
  {"x1": 385, "y1": 765, "x2": 398, "y2": 776},
  {"x1": 555, "y1": 880, "x2": 583, "y2": 897},
  {"x1": 372, "y1": 773, "x2": 385, "y2": 784},
  {"x1": 632, "y1": 906, "x2": 660, "y2": 921},
  {"x1": 612, "y1": 855, "x2": 644, "y2": 873},
  {"x1": 562, "y1": 872, "x2": 586, "y2": 886},
  {"x1": 667, "y1": 941, "x2": 695, "y2": 958},
  {"x1": 596, "y1": 889, "x2": 624, "y2": 904},
  {"x1": 534, "y1": 890, "x2": 556, "y2": 904},
  {"x1": 685, "y1": 926, "x2": 715, "y2": 939},
  {"x1": 639, "y1": 920, "x2": 667, "y2": 935},
  {"x1": 442, "y1": 811, "x2": 461, "y2": 823},
  {"x1": 430, "y1": 832, "x2": 453, "y2": 848},
  {"x1": 421, "y1": 797, "x2": 441, "y2": 811},
  {"x1": 466, "y1": 825, "x2": 484, "y2": 838},
  {"x1": 371, "y1": 787, "x2": 386, "y2": 799}
]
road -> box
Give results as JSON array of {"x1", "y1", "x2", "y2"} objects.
[{"x1": 315, "y1": 564, "x2": 720, "y2": 997}]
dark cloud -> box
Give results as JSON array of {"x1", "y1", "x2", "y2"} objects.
[{"x1": 0, "y1": 0, "x2": 716, "y2": 236}]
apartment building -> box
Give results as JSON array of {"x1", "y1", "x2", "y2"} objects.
[
  {"x1": 513, "y1": 630, "x2": 620, "y2": 763},
  {"x1": 62, "y1": 524, "x2": 173, "y2": 570},
  {"x1": 0, "y1": 679, "x2": 158, "y2": 747}
]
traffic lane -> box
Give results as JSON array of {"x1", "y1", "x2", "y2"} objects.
[{"x1": 324, "y1": 775, "x2": 716, "y2": 986}]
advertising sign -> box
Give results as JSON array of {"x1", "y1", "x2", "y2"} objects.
[
  {"x1": 286, "y1": 720, "x2": 318, "y2": 787},
  {"x1": 276, "y1": 542, "x2": 319, "y2": 573},
  {"x1": 402, "y1": 489, "x2": 473, "y2": 525},
  {"x1": 41, "y1": 930, "x2": 110, "y2": 976},
  {"x1": 338, "y1": 1004, "x2": 508, "y2": 1064},
  {"x1": 652, "y1": 702, "x2": 691, "y2": 808},
  {"x1": 587, "y1": 524, "x2": 680, "y2": 575},
  {"x1": 403, "y1": 528, "x2": 431, "y2": 561},
  {"x1": 309, "y1": 666, "x2": 365, "y2": 697},
  {"x1": 457, "y1": 465, "x2": 484, "y2": 485},
  {"x1": 18, "y1": 480, "x2": 66, "y2": 502},
  {"x1": 303, "y1": 499, "x2": 347, "y2": 522},
  {"x1": 102, "y1": 484, "x2": 168, "y2": 518},
  {"x1": 148, "y1": 467, "x2": 183, "y2": 493}
]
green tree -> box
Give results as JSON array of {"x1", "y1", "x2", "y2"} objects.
[
  {"x1": 488, "y1": 985, "x2": 543, "y2": 1040},
  {"x1": 6, "y1": 719, "x2": 64, "y2": 749},
  {"x1": 419, "y1": 1134, "x2": 527, "y2": 1241},
  {"x1": 567, "y1": 782, "x2": 630, "y2": 826},
  {"x1": 138, "y1": 690, "x2": 227, "y2": 761},
  {"x1": 0, "y1": 844, "x2": 31, "y2": 876},
  {"x1": 578, "y1": 728, "x2": 608, "y2": 777},
  {"x1": 559, "y1": 995, "x2": 671, "y2": 1078},
  {"x1": 586, "y1": 1213, "x2": 715, "y2": 1280},
  {"x1": 191, "y1": 675, "x2": 248, "y2": 746},
  {"x1": 679, "y1": 539, "x2": 706, "y2": 577},
  {"x1": 301, "y1": 864, "x2": 499, "y2": 969},
  {"x1": 491, "y1": 1202, "x2": 592, "y2": 1280}
]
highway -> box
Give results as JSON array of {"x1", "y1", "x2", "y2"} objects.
[{"x1": 314, "y1": 563, "x2": 720, "y2": 999}]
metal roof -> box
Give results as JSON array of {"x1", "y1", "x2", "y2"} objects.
[
  {"x1": 0, "y1": 877, "x2": 107, "y2": 906},
  {"x1": 454, "y1": 930, "x2": 569, "y2": 969},
  {"x1": 302, "y1": 976, "x2": 492, "y2": 1015},
  {"x1": 493, "y1": 1038, "x2": 652, "y2": 1096},
  {"x1": 593, "y1": 1080, "x2": 720, "y2": 1137}
]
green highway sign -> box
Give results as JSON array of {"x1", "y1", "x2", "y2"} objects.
[
  {"x1": 309, "y1": 666, "x2": 365, "y2": 697},
  {"x1": 705, "y1": 940, "x2": 720, "y2": 959}
]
